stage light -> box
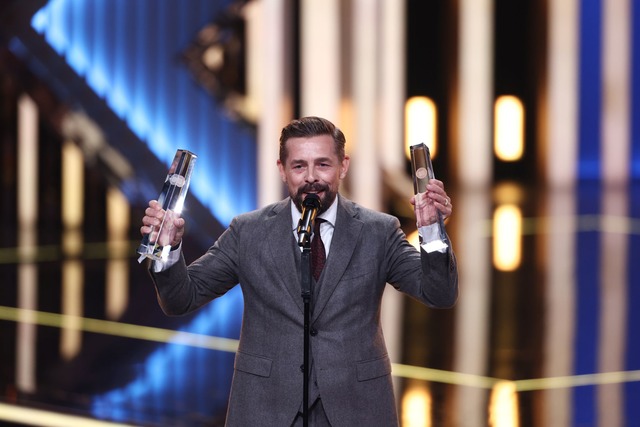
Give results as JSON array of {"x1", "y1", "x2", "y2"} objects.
[
  {"x1": 401, "y1": 384, "x2": 432, "y2": 427},
  {"x1": 494, "y1": 95, "x2": 524, "y2": 161},
  {"x1": 405, "y1": 96, "x2": 437, "y2": 159},
  {"x1": 489, "y1": 381, "x2": 519, "y2": 427},
  {"x1": 493, "y1": 204, "x2": 522, "y2": 271},
  {"x1": 106, "y1": 187, "x2": 130, "y2": 320},
  {"x1": 61, "y1": 141, "x2": 85, "y2": 360}
]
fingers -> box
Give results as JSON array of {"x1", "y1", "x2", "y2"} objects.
[
  {"x1": 139, "y1": 200, "x2": 185, "y2": 244},
  {"x1": 437, "y1": 197, "x2": 452, "y2": 220},
  {"x1": 140, "y1": 200, "x2": 162, "y2": 235},
  {"x1": 426, "y1": 180, "x2": 452, "y2": 218},
  {"x1": 411, "y1": 179, "x2": 453, "y2": 225}
]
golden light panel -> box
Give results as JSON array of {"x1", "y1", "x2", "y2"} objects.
[
  {"x1": 401, "y1": 385, "x2": 432, "y2": 427},
  {"x1": 405, "y1": 96, "x2": 437, "y2": 159},
  {"x1": 61, "y1": 140, "x2": 85, "y2": 360},
  {"x1": 493, "y1": 204, "x2": 522, "y2": 271},
  {"x1": 494, "y1": 95, "x2": 524, "y2": 161},
  {"x1": 489, "y1": 381, "x2": 519, "y2": 427},
  {"x1": 106, "y1": 186, "x2": 131, "y2": 320},
  {"x1": 61, "y1": 141, "x2": 84, "y2": 229}
]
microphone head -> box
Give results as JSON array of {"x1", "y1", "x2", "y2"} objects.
[{"x1": 302, "y1": 193, "x2": 321, "y2": 209}]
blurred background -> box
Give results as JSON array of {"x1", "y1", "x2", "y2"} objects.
[{"x1": 1, "y1": 0, "x2": 639, "y2": 426}]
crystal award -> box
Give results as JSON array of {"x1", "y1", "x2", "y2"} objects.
[
  {"x1": 410, "y1": 143, "x2": 448, "y2": 252},
  {"x1": 137, "y1": 149, "x2": 197, "y2": 263}
]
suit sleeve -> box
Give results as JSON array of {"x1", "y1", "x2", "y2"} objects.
[
  {"x1": 149, "y1": 218, "x2": 241, "y2": 316},
  {"x1": 385, "y1": 217, "x2": 458, "y2": 308}
]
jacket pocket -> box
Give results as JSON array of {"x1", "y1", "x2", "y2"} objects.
[
  {"x1": 356, "y1": 354, "x2": 392, "y2": 381},
  {"x1": 234, "y1": 351, "x2": 273, "y2": 378}
]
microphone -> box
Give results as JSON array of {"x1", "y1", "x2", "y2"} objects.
[{"x1": 297, "y1": 194, "x2": 321, "y2": 247}]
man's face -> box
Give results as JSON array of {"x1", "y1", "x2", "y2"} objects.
[{"x1": 277, "y1": 135, "x2": 350, "y2": 213}]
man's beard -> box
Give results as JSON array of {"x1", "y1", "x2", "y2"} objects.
[{"x1": 293, "y1": 183, "x2": 336, "y2": 214}]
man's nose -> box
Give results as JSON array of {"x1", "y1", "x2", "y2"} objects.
[{"x1": 305, "y1": 167, "x2": 318, "y2": 182}]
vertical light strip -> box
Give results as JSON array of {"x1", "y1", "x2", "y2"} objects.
[
  {"x1": 16, "y1": 95, "x2": 39, "y2": 393},
  {"x1": 547, "y1": 0, "x2": 578, "y2": 187},
  {"x1": 17, "y1": 96, "x2": 39, "y2": 229},
  {"x1": 378, "y1": 0, "x2": 405, "y2": 396},
  {"x1": 452, "y1": 189, "x2": 491, "y2": 427},
  {"x1": 240, "y1": 0, "x2": 262, "y2": 124},
  {"x1": 300, "y1": 0, "x2": 341, "y2": 118},
  {"x1": 543, "y1": 189, "x2": 576, "y2": 427},
  {"x1": 349, "y1": 0, "x2": 403, "y2": 377},
  {"x1": 633, "y1": 0, "x2": 640, "y2": 179},
  {"x1": 350, "y1": 0, "x2": 381, "y2": 209},
  {"x1": 60, "y1": 260, "x2": 83, "y2": 360},
  {"x1": 61, "y1": 141, "x2": 84, "y2": 230},
  {"x1": 597, "y1": 188, "x2": 628, "y2": 427},
  {"x1": 458, "y1": 0, "x2": 494, "y2": 187},
  {"x1": 61, "y1": 141, "x2": 84, "y2": 360},
  {"x1": 379, "y1": 0, "x2": 406, "y2": 172},
  {"x1": 601, "y1": 0, "x2": 631, "y2": 186},
  {"x1": 577, "y1": 0, "x2": 603, "y2": 180},
  {"x1": 106, "y1": 186, "x2": 130, "y2": 320},
  {"x1": 256, "y1": 0, "x2": 293, "y2": 207}
]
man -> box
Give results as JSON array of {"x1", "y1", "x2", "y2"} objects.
[{"x1": 140, "y1": 116, "x2": 458, "y2": 426}]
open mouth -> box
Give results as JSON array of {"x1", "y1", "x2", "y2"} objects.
[{"x1": 300, "y1": 185, "x2": 327, "y2": 199}]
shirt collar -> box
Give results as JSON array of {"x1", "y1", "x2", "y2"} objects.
[{"x1": 290, "y1": 195, "x2": 338, "y2": 230}]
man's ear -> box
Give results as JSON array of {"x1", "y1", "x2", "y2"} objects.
[{"x1": 339, "y1": 155, "x2": 350, "y2": 179}]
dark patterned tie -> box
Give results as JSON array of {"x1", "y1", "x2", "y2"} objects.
[{"x1": 311, "y1": 218, "x2": 326, "y2": 281}]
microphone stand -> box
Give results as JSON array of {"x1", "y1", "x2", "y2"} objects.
[
  {"x1": 300, "y1": 237, "x2": 312, "y2": 427},
  {"x1": 296, "y1": 194, "x2": 319, "y2": 426}
]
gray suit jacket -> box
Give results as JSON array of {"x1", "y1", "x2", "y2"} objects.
[{"x1": 151, "y1": 195, "x2": 458, "y2": 426}]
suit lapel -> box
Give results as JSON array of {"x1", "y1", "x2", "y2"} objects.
[
  {"x1": 266, "y1": 198, "x2": 306, "y2": 314},
  {"x1": 312, "y1": 196, "x2": 363, "y2": 322}
]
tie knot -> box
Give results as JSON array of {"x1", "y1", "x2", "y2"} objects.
[{"x1": 313, "y1": 218, "x2": 325, "y2": 234}]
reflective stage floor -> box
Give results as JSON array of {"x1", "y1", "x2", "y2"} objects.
[{"x1": 1, "y1": 183, "x2": 639, "y2": 427}]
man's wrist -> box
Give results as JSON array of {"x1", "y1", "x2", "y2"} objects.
[{"x1": 418, "y1": 223, "x2": 447, "y2": 253}]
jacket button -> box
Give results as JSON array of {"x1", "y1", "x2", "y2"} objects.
[
  {"x1": 310, "y1": 328, "x2": 318, "y2": 336},
  {"x1": 300, "y1": 364, "x2": 305, "y2": 372}
]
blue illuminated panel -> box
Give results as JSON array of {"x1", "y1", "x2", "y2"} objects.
[
  {"x1": 91, "y1": 288, "x2": 244, "y2": 424},
  {"x1": 577, "y1": 0, "x2": 602, "y2": 181},
  {"x1": 632, "y1": 0, "x2": 640, "y2": 179},
  {"x1": 573, "y1": 182, "x2": 601, "y2": 425},
  {"x1": 32, "y1": 0, "x2": 256, "y2": 225},
  {"x1": 625, "y1": 182, "x2": 640, "y2": 423}
]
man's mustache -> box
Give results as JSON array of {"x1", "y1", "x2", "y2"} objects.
[{"x1": 296, "y1": 184, "x2": 329, "y2": 199}]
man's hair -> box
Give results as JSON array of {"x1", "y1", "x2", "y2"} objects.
[{"x1": 279, "y1": 116, "x2": 346, "y2": 163}]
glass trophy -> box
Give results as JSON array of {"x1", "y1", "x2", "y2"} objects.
[
  {"x1": 410, "y1": 143, "x2": 449, "y2": 252},
  {"x1": 137, "y1": 149, "x2": 197, "y2": 263}
]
